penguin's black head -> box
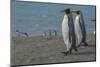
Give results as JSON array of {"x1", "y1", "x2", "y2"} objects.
[
  {"x1": 76, "y1": 11, "x2": 81, "y2": 14},
  {"x1": 64, "y1": 9, "x2": 70, "y2": 14},
  {"x1": 72, "y1": 10, "x2": 81, "y2": 14},
  {"x1": 61, "y1": 8, "x2": 70, "y2": 14}
]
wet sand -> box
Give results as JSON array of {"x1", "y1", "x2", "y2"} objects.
[{"x1": 11, "y1": 33, "x2": 96, "y2": 66}]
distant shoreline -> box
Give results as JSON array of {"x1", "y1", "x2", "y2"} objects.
[{"x1": 11, "y1": 32, "x2": 95, "y2": 38}]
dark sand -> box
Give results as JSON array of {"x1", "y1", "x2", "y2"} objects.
[{"x1": 11, "y1": 34, "x2": 96, "y2": 66}]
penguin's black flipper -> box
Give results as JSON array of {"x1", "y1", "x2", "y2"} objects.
[{"x1": 84, "y1": 42, "x2": 88, "y2": 46}]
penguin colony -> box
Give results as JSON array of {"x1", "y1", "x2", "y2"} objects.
[{"x1": 61, "y1": 8, "x2": 88, "y2": 55}]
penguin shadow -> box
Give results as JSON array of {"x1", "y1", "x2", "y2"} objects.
[
  {"x1": 61, "y1": 51, "x2": 95, "y2": 56},
  {"x1": 73, "y1": 51, "x2": 95, "y2": 56},
  {"x1": 61, "y1": 43, "x2": 96, "y2": 56},
  {"x1": 86, "y1": 44, "x2": 96, "y2": 47},
  {"x1": 77, "y1": 43, "x2": 96, "y2": 48},
  {"x1": 73, "y1": 44, "x2": 96, "y2": 56}
]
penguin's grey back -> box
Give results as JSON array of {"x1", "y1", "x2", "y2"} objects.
[
  {"x1": 68, "y1": 13, "x2": 76, "y2": 49},
  {"x1": 79, "y1": 11, "x2": 86, "y2": 42}
]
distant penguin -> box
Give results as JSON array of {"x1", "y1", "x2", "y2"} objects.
[
  {"x1": 43, "y1": 31, "x2": 47, "y2": 36},
  {"x1": 16, "y1": 30, "x2": 21, "y2": 37},
  {"x1": 48, "y1": 30, "x2": 52, "y2": 36},
  {"x1": 16, "y1": 30, "x2": 29, "y2": 37},
  {"x1": 93, "y1": 31, "x2": 95, "y2": 35},
  {"x1": 24, "y1": 33, "x2": 29, "y2": 37},
  {"x1": 61, "y1": 9, "x2": 77, "y2": 55},
  {"x1": 73, "y1": 10, "x2": 88, "y2": 47},
  {"x1": 54, "y1": 30, "x2": 57, "y2": 36}
]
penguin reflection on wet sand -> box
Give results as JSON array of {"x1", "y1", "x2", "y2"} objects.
[
  {"x1": 72, "y1": 10, "x2": 88, "y2": 47},
  {"x1": 61, "y1": 8, "x2": 77, "y2": 55}
]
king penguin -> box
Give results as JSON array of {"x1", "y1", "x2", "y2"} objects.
[
  {"x1": 73, "y1": 10, "x2": 88, "y2": 47},
  {"x1": 61, "y1": 9, "x2": 77, "y2": 55}
]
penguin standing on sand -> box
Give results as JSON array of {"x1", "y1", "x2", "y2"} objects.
[
  {"x1": 73, "y1": 10, "x2": 88, "y2": 47},
  {"x1": 61, "y1": 9, "x2": 77, "y2": 55}
]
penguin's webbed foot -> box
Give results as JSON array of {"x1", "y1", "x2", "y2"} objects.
[
  {"x1": 61, "y1": 51, "x2": 71, "y2": 56},
  {"x1": 74, "y1": 48, "x2": 78, "y2": 51},
  {"x1": 84, "y1": 42, "x2": 88, "y2": 46},
  {"x1": 77, "y1": 44, "x2": 81, "y2": 48}
]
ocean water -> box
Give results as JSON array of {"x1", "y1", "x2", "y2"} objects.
[{"x1": 11, "y1": 1, "x2": 96, "y2": 37}]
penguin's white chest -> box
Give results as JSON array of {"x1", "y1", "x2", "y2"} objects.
[
  {"x1": 62, "y1": 15, "x2": 71, "y2": 51},
  {"x1": 62, "y1": 16, "x2": 69, "y2": 41},
  {"x1": 74, "y1": 16, "x2": 82, "y2": 45}
]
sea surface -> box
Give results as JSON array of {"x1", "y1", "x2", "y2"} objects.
[{"x1": 11, "y1": 0, "x2": 96, "y2": 37}]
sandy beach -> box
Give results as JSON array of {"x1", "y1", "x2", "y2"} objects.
[{"x1": 11, "y1": 33, "x2": 96, "y2": 66}]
